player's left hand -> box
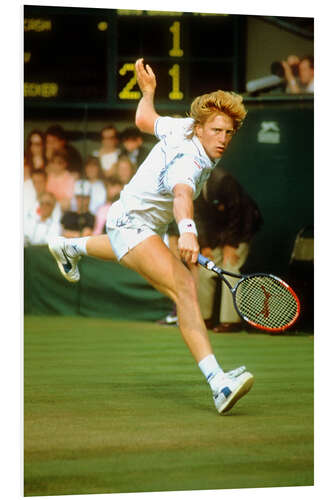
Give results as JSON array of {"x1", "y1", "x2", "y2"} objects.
[
  {"x1": 178, "y1": 233, "x2": 200, "y2": 265},
  {"x1": 135, "y1": 58, "x2": 156, "y2": 95}
]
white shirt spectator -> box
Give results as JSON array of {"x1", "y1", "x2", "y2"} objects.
[
  {"x1": 24, "y1": 193, "x2": 62, "y2": 245},
  {"x1": 89, "y1": 180, "x2": 107, "y2": 214},
  {"x1": 24, "y1": 208, "x2": 62, "y2": 245},
  {"x1": 93, "y1": 150, "x2": 121, "y2": 173}
]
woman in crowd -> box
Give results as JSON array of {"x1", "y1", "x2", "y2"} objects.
[
  {"x1": 113, "y1": 154, "x2": 136, "y2": 185},
  {"x1": 25, "y1": 129, "x2": 47, "y2": 171}
]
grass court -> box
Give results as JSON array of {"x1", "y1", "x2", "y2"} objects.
[{"x1": 24, "y1": 316, "x2": 314, "y2": 496}]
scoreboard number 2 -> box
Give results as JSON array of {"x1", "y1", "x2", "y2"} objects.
[{"x1": 118, "y1": 63, "x2": 141, "y2": 100}]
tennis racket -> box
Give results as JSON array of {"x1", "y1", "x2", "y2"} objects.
[{"x1": 198, "y1": 254, "x2": 300, "y2": 332}]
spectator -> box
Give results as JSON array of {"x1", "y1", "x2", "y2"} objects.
[
  {"x1": 92, "y1": 125, "x2": 121, "y2": 176},
  {"x1": 61, "y1": 179, "x2": 95, "y2": 238},
  {"x1": 31, "y1": 169, "x2": 47, "y2": 199},
  {"x1": 93, "y1": 175, "x2": 123, "y2": 235},
  {"x1": 45, "y1": 124, "x2": 83, "y2": 176},
  {"x1": 82, "y1": 156, "x2": 107, "y2": 215},
  {"x1": 120, "y1": 127, "x2": 149, "y2": 168},
  {"x1": 195, "y1": 167, "x2": 263, "y2": 332},
  {"x1": 24, "y1": 169, "x2": 47, "y2": 215},
  {"x1": 46, "y1": 150, "x2": 76, "y2": 212},
  {"x1": 282, "y1": 54, "x2": 314, "y2": 94},
  {"x1": 24, "y1": 192, "x2": 62, "y2": 246},
  {"x1": 25, "y1": 129, "x2": 46, "y2": 171},
  {"x1": 114, "y1": 154, "x2": 136, "y2": 185}
]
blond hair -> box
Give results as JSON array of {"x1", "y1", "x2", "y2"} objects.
[{"x1": 189, "y1": 90, "x2": 247, "y2": 136}]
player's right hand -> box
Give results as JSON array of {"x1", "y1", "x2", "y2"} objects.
[
  {"x1": 178, "y1": 232, "x2": 200, "y2": 265},
  {"x1": 135, "y1": 58, "x2": 156, "y2": 95}
]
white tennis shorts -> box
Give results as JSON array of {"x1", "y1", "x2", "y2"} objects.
[{"x1": 106, "y1": 200, "x2": 164, "y2": 261}]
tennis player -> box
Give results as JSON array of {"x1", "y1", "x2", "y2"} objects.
[{"x1": 49, "y1": 58, "x2": 254, "y2": 414}]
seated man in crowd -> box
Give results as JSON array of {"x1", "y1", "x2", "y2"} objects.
[
  {"x1": 24, "y1": 192, "x2": 62, "y2": 246},
  {"x1": 120, "y1": 127, "x2": 149, "y2": 168},
  {"x1": 61, "y1": 179, "x2": 95, "y2": 238}
]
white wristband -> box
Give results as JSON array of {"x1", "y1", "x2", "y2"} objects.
[{"x1": 178, "y1": 218, "x2": 198, "y2": 236}]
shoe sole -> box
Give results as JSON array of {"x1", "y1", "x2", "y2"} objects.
[
  {"x1": 219, "y1": 372, "x2": 254, "y2": 414},
  {"x1": 48, "y1": 239, "x2": 79, "y2": 283}
]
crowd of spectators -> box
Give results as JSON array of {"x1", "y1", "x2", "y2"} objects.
[{"x1": 24, "y1": 123, "x2": 149, "y2": 246}]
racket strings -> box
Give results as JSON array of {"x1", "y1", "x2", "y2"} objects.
[{"x1": 234, "y1": 276, "x2": 299, "y2": 330}]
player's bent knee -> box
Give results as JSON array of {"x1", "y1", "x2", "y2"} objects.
[{"x1": 174, "y1": 269, "x2": 198, "y2": 305}]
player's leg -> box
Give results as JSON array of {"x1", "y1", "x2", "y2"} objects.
[
  {"x1": 121, "y1": 234, "x2": 212, "y2": 362},
  {"x1": 157, "y1": 233, "x2": 180, "y2": 324},
  {"x1": 49, "y1": 231, "x2": 212, "y2": 360},
  {"x1": 49, "y1": 232, "x2": 253, "y2": 413},
  {"x1": 120, "y1": 235, "x2": 254, "y2": 413},
  {"x1": 86, "y1": 235, "x2": 118, "y2": 260},
  {"x1": 48, "y1": 234, "x2": 117, "y2": 283}
]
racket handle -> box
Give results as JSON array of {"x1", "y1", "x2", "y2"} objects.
[
  {"x1": 197, "y1": 254, "x2": 223, "y2": 277},
  {"x1": 198, "y1": 253, "x2": 213, "y2": 268}
]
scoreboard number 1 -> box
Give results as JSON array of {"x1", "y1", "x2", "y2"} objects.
[
  {"x1": 169, "y1": 21, "x2": 183, "y2": 57},
  {"x1": 168, "y1": 64, "x2": 183, "y2": 100},
  {"x1": 118, "y1": 21, "x2": 184, "y2": 101}
]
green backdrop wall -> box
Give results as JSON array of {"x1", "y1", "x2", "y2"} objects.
[
  {"x1": 24, "y1": 246, "x2": 173, "y2": 320},
  {"x1": 219, "y1": 98, "x2": 314, "y2": 275}
]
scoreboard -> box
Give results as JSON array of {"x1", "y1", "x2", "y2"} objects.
[{"x1": 24, "y1": 6, "x2": 245, "y2": 110}]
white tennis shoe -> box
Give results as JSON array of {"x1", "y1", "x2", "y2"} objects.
[
  {"x1": 224, "y1": 366, "x2": 247, "y2": 379},
  {"x1": 213, "y1": 370, "x2": 254, "y2": 414},
  {"x1": 48, "y1": 237, "x2": 81, "y2": 283}
]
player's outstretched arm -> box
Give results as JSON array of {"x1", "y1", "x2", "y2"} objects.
[
  {"x1": 173, "y1": 184, "x2": 200, "y2": 265},
  {"x1": 135, "y1": 58, "x2": 160, "y2": 135}
]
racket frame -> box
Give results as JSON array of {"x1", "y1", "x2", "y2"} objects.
[{"x1": 197, "y1": 254, "x2": 300, "y2": 332}]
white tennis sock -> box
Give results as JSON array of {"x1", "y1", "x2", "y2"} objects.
[
  {"x1": 66, "y1": 237, "x2": 89, "y2": 257},
  {"x1": 198, "y1": 354, "x2": 225, "y2": 393}
]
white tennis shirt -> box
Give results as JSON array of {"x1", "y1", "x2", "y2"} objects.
[{"x1": 107, "y1": 116, "x2": 218, "y2": 234}]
